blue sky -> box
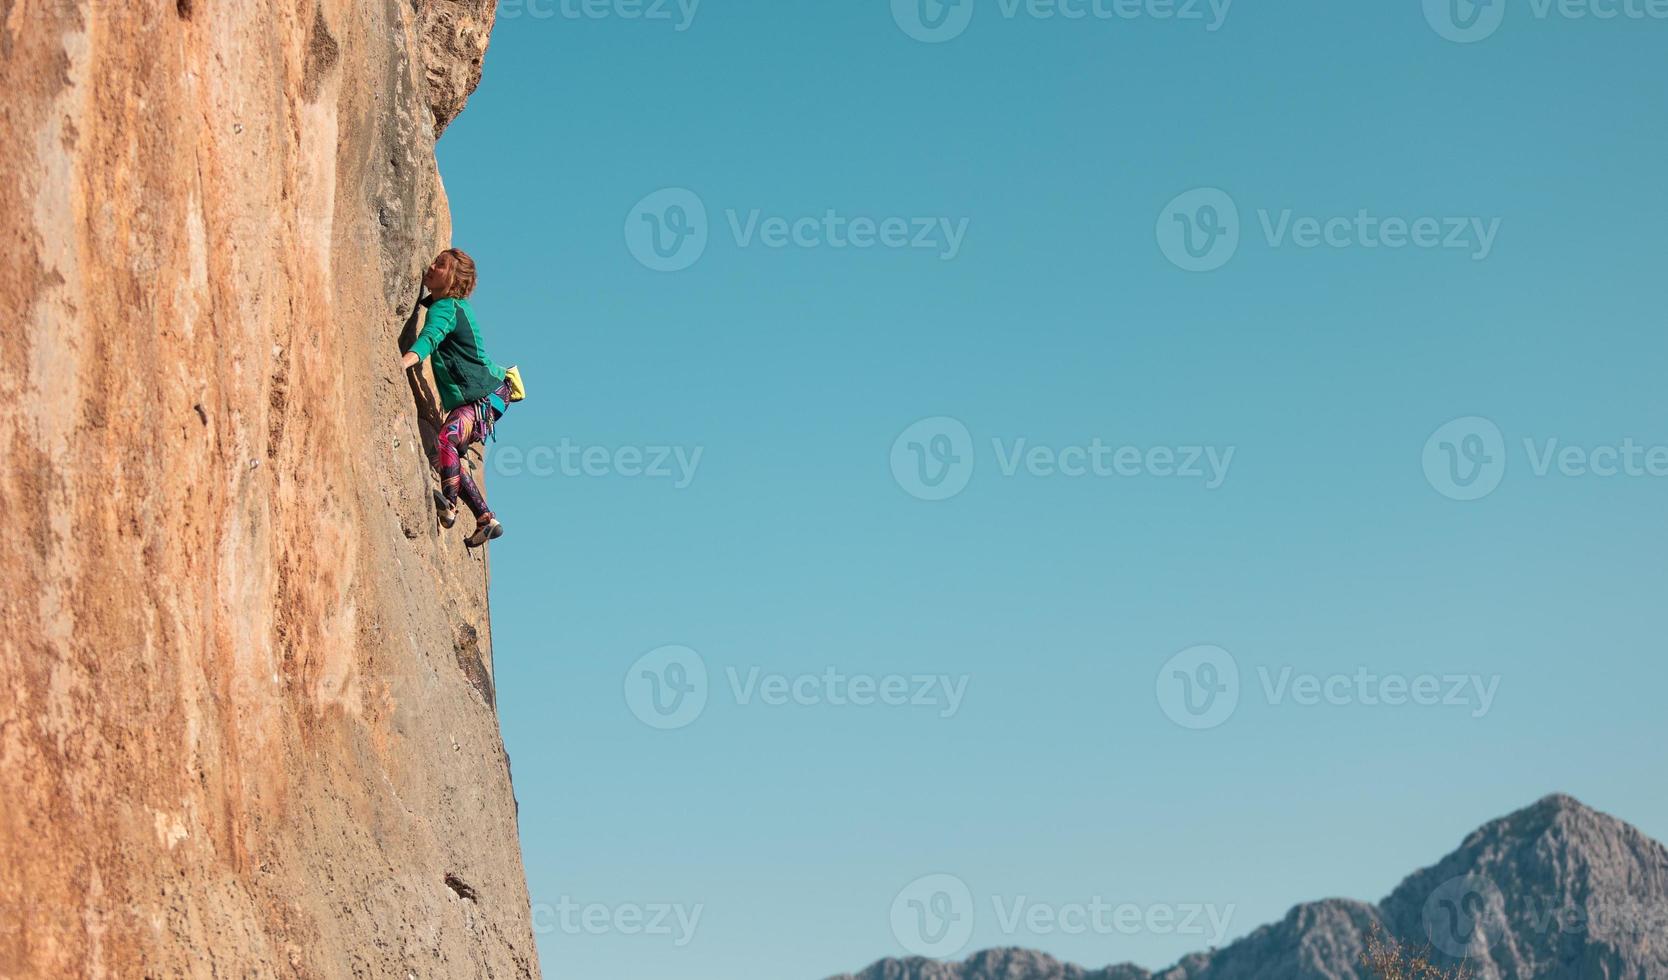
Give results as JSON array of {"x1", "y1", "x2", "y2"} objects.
[{"x1": 435, "y1": 2, "x2": 1668, "y2": 977}]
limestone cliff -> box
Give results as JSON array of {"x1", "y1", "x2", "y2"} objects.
[{"x1": 0, "y1": 0, "x2": 538, "y2": 977}]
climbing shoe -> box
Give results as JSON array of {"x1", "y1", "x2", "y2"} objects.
[
  {"x1": 433, "y1": 490, "x2": 458, "y2": 529},
  {"x1": 465, "y1": 518, "x2": 503, "y2": 548}
]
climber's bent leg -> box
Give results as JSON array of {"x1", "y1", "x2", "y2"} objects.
[
  {"x1": 459, "y1": 390, "x2": 510, "y2": 522},
  {"x1": 457, "y1": 469, "x2": 491, "y2": 521}
]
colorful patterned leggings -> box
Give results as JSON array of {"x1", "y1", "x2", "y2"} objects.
[{"x1": 437, "y1": 382, "x2": 510, "y2": 520}]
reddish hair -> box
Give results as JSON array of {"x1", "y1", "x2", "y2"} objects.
[{"x1": 431, "y1": 248, "x2": 478, "y2": 299}]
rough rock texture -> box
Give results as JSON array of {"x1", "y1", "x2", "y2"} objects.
[
  {"x1": 834, "y1": 948, "x2": 1153, "y2": 980},
  {"x1": 0, "y1": 1, "x2": 535, "y2": 977},
  {"x1": 832, "y1": 796, "x2": 1668, "y2": 980},
  {"x1": 1378, "y1": 794, "x2": 1668, "y2": 980},
  {"x1": 418, "y1": 0, "x2": 498, "y2": 136}
]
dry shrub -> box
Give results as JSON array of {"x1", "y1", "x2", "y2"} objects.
[{"x1": 1360, "y1": 926, "x2": 1475, "y2": 980}]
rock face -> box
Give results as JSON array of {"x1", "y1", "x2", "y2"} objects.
[
  {"x1": 0, "y1": 1, "x2": 535, "y2": 977},
  {"x1": 833, "y1": 795, "x2": 1668, "y2": 980},
  {"x1": 419, "y1": 0, "x2": 499, "y2": 135}
]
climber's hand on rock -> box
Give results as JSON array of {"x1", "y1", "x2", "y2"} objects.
[{"x1": 401, "y1": 352, "x2": 420, "y2": 370}]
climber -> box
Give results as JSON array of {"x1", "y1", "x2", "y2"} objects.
[{"x1": 402, "y1": 248, "x2": 513, "y2": 548}]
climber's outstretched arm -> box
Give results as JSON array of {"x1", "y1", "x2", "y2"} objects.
[{"x1": 402, "y1": 297, "x2": 457, "y2": 370}]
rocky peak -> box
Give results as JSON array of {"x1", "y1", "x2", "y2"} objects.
[
  {"x1": 834, "y1": 796, "x2": 1668, "y2": 980},
  {"x1": 1379, "y1": 794, "x2": 1668, "y2": 979},
  {"x1": 832, "y1": 947, "x2": 1154, "y2": 980}
]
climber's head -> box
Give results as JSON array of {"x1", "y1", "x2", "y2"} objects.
[{"x1": 424, "y1": 249, "x2": 478, "y2": 300}]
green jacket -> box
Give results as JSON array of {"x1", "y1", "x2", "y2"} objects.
[{"x1": 409, "y1": 297, "x2": 505, "y2": 411}]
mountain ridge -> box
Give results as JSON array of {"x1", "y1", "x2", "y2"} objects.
[{"x1": 833, "y1": 795, "x2": 1668, "y2": 980}]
